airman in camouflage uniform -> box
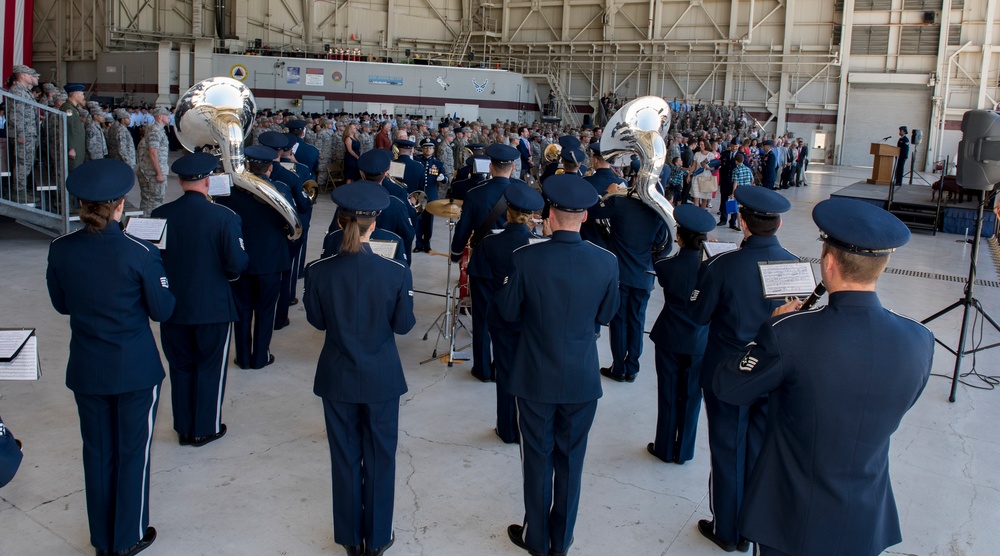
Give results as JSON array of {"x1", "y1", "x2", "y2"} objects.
[
  {"x1": 315, "y1": 118, "x2": 334, "y2": 188},
  {"x1": 436, "y1": 130, "x2": 455, "y2": 183},
  {"x1": 304, "y1": 118, "x2": 317, "y2": 145},
  {"x1": 6, "y1": 65, "x2": 40, "y2": 201},
  {"x1": 358, "y1": 123, "x2": 374, "y2": 155},
  {"x1": 106, "y1": 108, "x2": 136, "y2": 170},
  {"x1": 330, "y1": 122, "x2": 346, "y2": 171},
  {"x1": 85, "y1": 108, "x2": 108, "y2": 161},
  {"x1": 136, "y1": 107, "x2": 170, "y2": 215}
]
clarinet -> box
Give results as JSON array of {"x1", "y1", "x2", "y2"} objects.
[{"x1": 800, "y1": 282, "x2": 827, "y2": 310}]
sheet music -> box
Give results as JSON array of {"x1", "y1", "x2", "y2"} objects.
[
  {"x1": 389, "y1": 161, "x2": 406, "y2": 179},
  {"x1": 208, "y1": 174, "x2": 233, "y2": 196},
  {"x1": 703, "y1": 242, "x2": 739, "y2": 258},
  {"x1": 125, "y1": 218, "x2": 167, "y2": 248},
  {"x1": 473, "y1": 158, "x2": 491, "y2": 174},
  {"x1": 280, "y1": 162, "x2": 296, "y2": 172},
  {"x1": 369, "y1": 240, "x2": 398, "y2": 259},
  {"x1": 0, "y1": 329, "x2": 33, "y2": 362},
  {"x1": 758, "y1": 261, "x2": 816, "y2": 299},
  {"x1": 0, "y1": 336, "x2": 39, "y2": 380}
]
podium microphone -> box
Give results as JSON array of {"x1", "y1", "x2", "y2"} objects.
[{"x1": 880, "y1": 136, "x2": 892, "y2": 142}]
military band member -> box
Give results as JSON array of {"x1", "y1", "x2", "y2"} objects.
[
  {"x1": 449, "y1": 154, "x2": 490, "y2": 202},
  {"x1": 495, "y1": 175, "x2": 620, "y2": 556},
  {"x1": 450, "y1": 143, "x2": 521, "y2": 382},
  {"x1": 136, "y1": 107, "x2": 170, "y2": 215},
  {"x1": 647, "y1": 205, "x2": 714, "y2": 464},
  {"x1": 580, "y1": 139, "x2": 626, "y2": 248},
  {"x1": 46, "y1": 159, "x2": 174, "y2": 556},
  {"x1": 393, "y1": 139, "x2": 428, "y2": 250},
  {"x1": 63, "y1": 84, "x2": 88, "y2": 174},
  {"x1": 414, "y1": 138, "x2": 446, "y2": 252},
  {"x1": 470, "y1": 182, "x2": 544, "y2": 443},
  {"x1": 453, "y1": 143, "x2": 486, "y2": 182},
  {"x1": 714, "y1": 198, "x2": 933, "y2": 556},
  {"x1": 356, "y1": 149, "x2": 416, "y2": 264},
  {"x1": 287, "y1": 119, "x2": 320, "y2": 180},
  {"x1": 304, "y1": 182, "x2": 415, "y2": 556},
  {"x1": 689, "y1": 186, "x2": 798, "y2": 553},
  {"x1": 215, "y1": 146, "x2": 291, "y2": 370},
  {"x1": 152, "y1": 152, "x2": 248, "y2": 447}
]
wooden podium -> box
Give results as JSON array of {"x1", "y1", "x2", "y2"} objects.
[{"x1": 867, "y1": 143, "x2": 900, "y2": 185}]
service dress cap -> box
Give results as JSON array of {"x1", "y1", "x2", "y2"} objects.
[
  {"x1": 358, "y1": 149, "x2": 392, "y2": 175},
  {"x1": 589, "y1": 139, "x2": 602, "y2": 154},
  {"x1": 64, "y1": 83, "x2": 85, "y2": 93},
  {"x1": 813, "y1": 197, "x2": 910, "y2": 255},
  {"x1": 467, "y1": 143, "x2": 486, "y2": 151},
  {"x1": 505, "y1": 181, "x2": 544, "y2": 213},
  {"x1": 286, "y1": 119, "x2": 308, "y2": 130},
  {"x1": 67, "y1": 159, "x2": 135, "y2": 203},
  {"x1": 419, "y1": 137, "x2": 436, "y2": 148},
  {"x1": 12, "y1": 64, "x2": 39, "y2": 77},
  {"x1": 394, "y1": 138, "x2": 416, "y2": 148},
  {"x1": 674, "y1": 204, "x2": 716, "y2": 233},
  {"x1": 331, "y1": 181, "x2": 390, "y2": 217},
  {"x1": 244, "y1": 145, "x2": 278, "y2": 163},
  {"x1": 258, "y1": 131, "x2": 293, "y2": 150},
  {"x1": 558, "y1": 135, "x2": 582, "y2": 150},
  {"x1": 734, "y1": 185, "x2": 791, "y2": 216},
  {"x1": 543, "y1": 174, "x2": 599, "y2": 213},
  {"x1": 151, "y1": 107, "x2": 169, "y2": 117},
  {"x1": 561, "y1": 147, "x2": 585, "y2": 165},
  {"x1": 899, "y1": 126, "x2": 908, "y2": 132},
  {"x1": 171, "y1": 152, "x2": 219, "y2": 181},
  {"x1": 762, "y1": 140, "x2": 775, "y2": 147},
  {"x1": 486, "y1": 143, "x2": 518, "y2": 163}
]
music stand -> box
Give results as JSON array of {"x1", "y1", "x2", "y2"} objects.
[{"x1": 421, "y1": 217, "x2": 459, "y2": 362}]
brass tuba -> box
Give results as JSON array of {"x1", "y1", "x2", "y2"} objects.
[
  {"x1": 600, "y1": 96, "x2": 678, "y2": 258},
  {"x1": 174, "y1": 77, "x2": 303, "y2": 240}
]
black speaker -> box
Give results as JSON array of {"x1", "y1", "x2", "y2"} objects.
[
  {"x1": 923, "y1": 11, "x2": 936, "y2": 24},
  {"x1": 956, "y1": 110, "x2": 1000, "y2": 191},
  {"x1": 324, "y1": 44, "x2": 331, "y2": 52},
  {"x1": 466, "y1": 50, "x2": 474, "y2": 61},
  {"x1": 911, "y1": 129, "x2": 923, "y2": 146},
  {"x1": 254, "y1": 38, "x2": 262, "y2": 49},
  {"x1": 405, "y1": 48, "x2": 411, "y2": 58},
  {"x1": 582, "y1": 114, "x2": 592, "y2": 127}
]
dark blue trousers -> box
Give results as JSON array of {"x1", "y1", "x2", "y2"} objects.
[
  {"x1": 74, "y1": 384, "x2": 160, "y2": 552},
  {"x1": 756, "y1": 544, "x2": 791, "y2": 556},
  {"x1": 702, "y1": 387, "x2": 768, "y2": 547},
  {"x1": 608, "y1": 284, "x2": 651, "y2": 378},
  {"x1": 415, "y1": 212, "x2": 434, "y2": 251},
  {"x1": 894, "y1": 156, "x2": 907, "y2": 185},
  {"x1": 470, "y1": 278, "x2": 493, "y2": 381},
  {"x1": 516, "y1": 397, "x2": 598, "y2": 555},
  {"x1": 297, "y1": 226, "x2": 310, "y2": 278},
  {"x1": 322, "y1": 398, "x2": 399, "y2": 550},
  {"x1": 489, "y1": 320, "x2": 519, "y2": 443},
  {"x1": 276, "y1": 239, "x2": 303, "y2": 328},
  {"x1": 160, "y1": 322, "x2": 231, "y2": 438},
  {"x1": 651, "y1": 348, "x2": 703, "y2": 463},
  {"x1": 232, "y1": 272, "x2": 281, "y2": 369}
]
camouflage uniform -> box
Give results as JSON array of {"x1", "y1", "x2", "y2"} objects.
[
  {"x1": 358, "y1": 130, "x2": 374, "y2": 155},
  {"x1": 136, "y1": 122, "x2": 169, "y2": 215},
  {"x1": 454, "y1": 133, "x2": 468, "y2": 169},
  {"x1": 106, "y1": 111, "x2": 136, "y2": 170},
  {"x1": 316, "y1": 124, "x2": 334, "y2": 187},
  {"x1": 330, "y1": 128, "x2": 346, "y2": 173},
  {"x1": 85, "y1": 113, "x2": 108, "y2": 161},
  {"x1": 7, "y1": 82, "x2": 39, "y2": 198},
  {"x1": 436, "y1": 136, "x2": 455, "y2": 181},
  {"x1": 304, "y1": 124, "x2": 317, "y2": 145}
]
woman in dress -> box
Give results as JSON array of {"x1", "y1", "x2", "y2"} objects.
[
  {"x1": 343, "y1": 123, "x2": 361, "y2": 184},
  {"x1": 46, "y1": 159, "x2": 174, "y2": 556},
  {"x1": 692, "y1": 139, "x2": 717, "y2": 209}
]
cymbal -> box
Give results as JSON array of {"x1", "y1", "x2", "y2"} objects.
[{"x1": 425, "y1": 199, "x2": 463, "y2": 218}]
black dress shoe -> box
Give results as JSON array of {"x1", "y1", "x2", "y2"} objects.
[
  {"x1": 717, "y1": 221, "x2": 727, "y2": 226},
  {"x1": 646, "y1": 442, "x2": 675, "y2": 463},
  {"x1": 600, "y1": 367, "x2": 626, "y2": 382},
  {"x1": 697, "y1": 520, "x2": 747, "y2": 552},
  {"x1": 234, "y1": 359, "x2": 249, "y2": 370},
  {"x1": 178, "y1": 434, "x2": 194, "y2": 446},
  {"x1": 274, "y1": 318, "x2": 291, "y2": 330},
  {"x1": 253, "y1": 354, "x2": 277, "y2": 369},
  {"x1": 472, "y1": 371, "x2": 492, "y2": 383},
  {"x1": 190, "y1": 424, "x2": 227, "y2": 447},
  {"x1": 507, "y1": 524, "x2": 546, "y2": 556},
  {"x1": 364, "y1": 533, "x2": 394, "y2": 556},
  {"x1": 289, "y1": 297, "x2": 299, "y2": 306},
  {"x1": 96, "y1": 550, "x2": 111, "y2": 556},
  {"x1": 343, "y1": 544, "x2": 364, "y2": 556},
  {"x1": 624, "y1": 373, "x2": 637, "y2": 383},
  {"x1": 114, "y1": 526, "x2": 156, "y2": 556}
]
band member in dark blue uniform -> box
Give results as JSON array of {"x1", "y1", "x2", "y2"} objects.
[
  {"x1": 394, "y1": 139, "x2": 428, "y2": 253},
  {"x1": 715, "y1": 198, "x2": 933, "y2": 556},
  {"x1": 449, "y1": 154, "x2": 490, "y2": 201},
  {"x1": 495, "y1": 175, "x2": 620, "y2": 556},
  {"x1": 689, "y1": 186, "x2": 798, "y2": 553},
  {"x1": 581, "y1": 140, "x2": 626, "y2": 248},
  {"x1": 453, "y1": 143, "x2": 486, "y2": 182},
  {"x1": 894, "y1": 125, "x2": 910, "y2": 186},
  {"x1": 450, "y1": 143, "x2": 521, "y2": 382},
  {"x1": 414, "y1": 138, "x2": 446, "y2": 252},
  {"x1": 647, "y1": 205, "x2": 714, "y2": 464},
  {"x1": 286, "y1": 119, "x2": 319, "y2": 179},
  {"x1": 540, "y1": 136, "x2": 589, "y2": 183},
  {"x1": 258, "y1": 131, "x2": 311, "y2": 330},
  {"x1": 152, "y1": 152, "x2": 248, "y2": 447},
  {"x1": 590, "y1": 181, "x2": 666, "y2": 384},
  {"x1": 761, "y1": 140, "x2": 779, "y2": 190},
  {"x1": 46, "y1": 159, "x2": 174, "y2": 556},
  {"x1": 355, "y1": 149, "x2": 415, "y2": 264},
  {"x1": 469, "y1": 182, "x2": 544, "y2": 443},
  {"x1": 215, "y1": 145, "x2": 291, "y2": 369},
  {"x1": 304, "y1": 182, "x2": 415, "y2": 556}
]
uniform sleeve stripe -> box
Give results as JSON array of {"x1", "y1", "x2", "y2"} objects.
[
  {"x1": 888, "y1": 309, "x2": 933, "y2": 332},
  {"x1": 772, "y1": 306, "x2": 825, "y2": 326},
  {"x1": 124, "y1": 233, "x2": 152, "y2": 252}
]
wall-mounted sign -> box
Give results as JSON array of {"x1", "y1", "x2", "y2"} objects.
[
  {"x1": 306, "y1": 68, "x2": 324, "y2": 86},
  {"x1": 332, "y1": 71, "x2": 344, "y2": 84},
  {"x1": 287, "y1": 67, "x2": 301, "y2": 84},
  {"x1": 472, "y1": 78, "x2": 488, "y2": 94},
  {"x1": 369, "y1": 75, "x2": 403, "y2": 86},
  {"x1": 230, "y1": 64, "x2": 248, "y2": 81}
]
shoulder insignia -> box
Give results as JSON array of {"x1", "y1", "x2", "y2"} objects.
[
  {"x1": 503, "y1": 275, "x2": 509, "y2": 285},
  {"x1": 408, "y1": 290, "x2": 414, "y2": 297},
  {"x1": 159, "y1": 276, "x2": 170, "y2": 289},
  {"x1": 739, "y1": 353, "x2": 758, "y2": 372},
  {"x1": 690, "y1": 289, "x2": 700, "y2": 302},
  {"x1": 66, "y1": 109, "x2": 73, "y2": 116}
]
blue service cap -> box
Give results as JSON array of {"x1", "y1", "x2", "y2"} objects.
[
  {"x1": 244, "y1": 145, "x2": 278, "y2": 163},
  {"x1": 486, "y1": 143, "x2": 518, "y2": 162},
  {"x1": 708, "y1": 159, "x2": 722, "y2": 169},
  {"x1": 286, "y1": 119, "x2": 308, "y2": 130},
  {"x1": 562, "y1": 147, "x2": 585, "y2": 165},
  {"x1": 674, "y1": 204, "x2": 716, "y2": 233},
  {"x1": 558, "y1": 135, "x2": 582, "y2": 150},
  {"x1": 734, "y1": 185, "x2": 791, "y2": 216},
  {"x1": 358, "y1": 149, "x2": 392, "y2": 175},
  {"x1": 899, "y1": 126, "x2": 908, "y2": 132},
  {"x1": 543, "y1": 174, "x2": 598, "y2": 213},
  {"x1": 258, "y1": 131, "x2": 293, "y2": 150},
  {"x1": 67, "y1": 159, "x2": 135, "y2": 203},
  {"x1": 813, "y1": 197, "x2": 910, "y2": 255},
  {"x1": 64, "y1": 83, "x2": 85, "y2": 93},
  {"x1": 419, "y1": 137, "x2": 436, "y2": 148},
  {"x1": 762, "y1": 140, "x2": 775, "y2": 146},
  {"x1": 171, "y1": 152, "x2": 219, "y2": 181},
  {"x1": 629, "y1": 155, "x2": 641, "y2": 172},
  {"x1": 505, "y1": 181, "x2": 544, "y2": 213},
  {"x1": 588, "y1": 139, "x2": 601, "y2": 153},
  {"x1": 0, "y1": 421, "x2": 22, "y2": 488},
  {"x1": 467, "y1": 143, "x2": 486, "y2": 151},
  {"x1": 331, "y1": 181, "x2": 390, "y2": 217},
  {"x1": 394, "y1": 139, "x2": 415, "y2": 148}
]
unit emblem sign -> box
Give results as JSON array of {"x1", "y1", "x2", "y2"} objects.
[
  {"x1": 230, "y1": 64, "x2": 249, "y2": 81},
  {"x1": 332, "y1": 71, "x2": 344, "y2": 83}
]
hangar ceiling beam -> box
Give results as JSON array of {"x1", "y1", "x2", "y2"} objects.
[
  {"x1": 775, "y1": 0, "x2": 792, "y2": 133},
  {"x1": 833, "y1": 0, "x2": 855, "y2": 164}
]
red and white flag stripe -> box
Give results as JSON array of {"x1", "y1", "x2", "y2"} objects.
[{"x1": 1, "y1": 0, "x2": 34, "y2": 82}]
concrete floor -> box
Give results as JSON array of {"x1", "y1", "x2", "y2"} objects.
[{"x1": 1, "y1": 164, "x2": 999, "y2": 555}]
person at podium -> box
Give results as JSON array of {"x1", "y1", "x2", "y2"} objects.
[{"x1": 893, "y1": 125, "x2": 910, "y2": 186}]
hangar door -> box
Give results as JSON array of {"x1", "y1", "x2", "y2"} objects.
[{"x1": 841, "y1": 85, "x2": 931, "y2": 170}]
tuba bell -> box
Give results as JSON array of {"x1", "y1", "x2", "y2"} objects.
[
  {"x1": 600, "y1": 96, "x2": 678, "y2": 258},
  {"x1": 174, "y1": 77, "x2": 303, "y2": 240}
]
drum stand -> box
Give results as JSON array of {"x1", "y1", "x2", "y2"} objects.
[{"x1": 421, "y1": 217, "x2": 469, "y2": 365}]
